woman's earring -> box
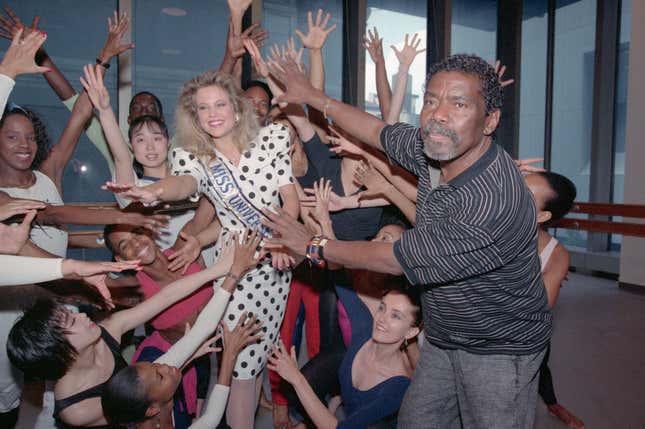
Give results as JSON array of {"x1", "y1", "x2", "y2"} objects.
[{"x1": 235, "y1": 113, "x2": 240, "y2": 122}]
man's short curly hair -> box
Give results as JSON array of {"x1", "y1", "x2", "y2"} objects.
[{"x1": 426, "y1": 54, "x2": 502, "y2": 115}]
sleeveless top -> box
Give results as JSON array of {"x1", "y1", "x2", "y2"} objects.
[
  {"x1": 53, "y1": 327, "x2": 127, "y2": 428},
  {"x1": 539, "y1": 237, "x2": 559, "y2": 272}
]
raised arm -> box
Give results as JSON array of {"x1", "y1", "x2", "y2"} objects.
[
  {"x1": 364, "y1": 27, "x2": 391, "y2": 119},
  {"x1": 269, "y1": 58, "x2": 387, "y2": 151},
  {"x1": 80, "y1": 63, "x2": 134, "y2": 183},
  {"x1": 386, "y1": 33, "x2": 425, "y2": 125}
]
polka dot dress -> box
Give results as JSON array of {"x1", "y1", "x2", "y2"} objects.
[{"x1": 171, "y1": 123, "x2": 294, "y2": 379}]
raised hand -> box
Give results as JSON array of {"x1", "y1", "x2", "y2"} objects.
[
  {"x1": 267, "y1": 340, "x2": 300, "y2": 384},
  {"x1": 262, "y1": 206, "x2": 316, "y2": 257},
  {"x1": 310, "y1": 178, "x2": 333, "y2": 226},
  {"x1": 102, "y1": 181, "x2": 163, "y2": 205},
  {"x1": 493, "y1": 60, "x2": 515, "y2": 88},
  {"x1": 62, "y1": 259, "x2": 141, "y2": 278},
  {"x1": 227, "y1": 20, "x2": 266, "y2": 59},
  {"x1": 222, "y1": 312, "x2": 264, "y2": 360},
  {"x1": 80, "y1": 64, "x2": 111, "y2": 111},
  {"x1": 119, "y1": 211, "x2": 170, "y2": 235},
  {"x1": 98, "y1": 11, "x2": 134, "y2": 63},
  {"x1": 244, "y1": 38, "x2": 269, "y2": 78},
  {"x1": 269, "y1": 37, "x2": 304, "y2": 69},
  {"x1": 354, "y1": 160, "x2": 391, "y2": 198},
  {"x1": 0, "y1": 28, "x2": 49, "y2": 78},
  {"x1": 295, "y1": 9, "x2": 336, "y2": 51},
  {"x1": 300, "y1": 188, "x2": 358, "y2": 212},
  {"x1": 229, "y1": 228, "x2": 265, "y2": 276},
  {"x1": 0, "y1": 7, "x2": 41, "y2": 41},
  {"x1": 515, "y1": 158, "x2": 546, "y2": 174},
  {"x1": 392, "y1": 33, "x2": 425, "y2": 70},
  {"x1": 0, "y1": 210, "x2": 36, "y2": 254},
  {"x1": 363, "y1": 27, "x2": 384, "y2": 64},
  {"x1": 168, "y1": 231, "x2": 201, "y2": 273},
  {"x1": 328, "y1": 126, "x2": 365, "y2": 158},
  {"x1": 0, "y1": 199, "x2": 45, "y2": 221}
]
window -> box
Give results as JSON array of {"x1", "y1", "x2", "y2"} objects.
[
  {"x1": 518, "y1": 0, "x2": 548, "y2": 164},
  {"x1": 451, "y1": 0, "x2": 498, "y2": 61},
  {"x1": 550, "y1": 0, "x2": 597, "y2": 248},
  {"x1": 262, "y1": 0, "x2": 343, "y2": 101}
]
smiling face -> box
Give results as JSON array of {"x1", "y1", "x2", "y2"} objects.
[
  {"x1": 62, "y1": 311, "x2": 101, "y2": 352},
  {"x1": 135, "y1": 361, "x2": 181, "y2": 406},
  {"x1": 130, "y1": 121, "x2": 169, "y2": 169},
  {"x1": 0, "y1": 113, "x2": 37, "y2": 172},
  {"x1": 106, "y1": 226, "x2": 158, "y2": 265},
  {"x1": 419, "y1": 71, "x2": 498, "y2": 162},
  {"x1": 195, "y1": 85, "x2": 237, "y2": 140},
  {"x1": 371, "y1": 291, "x2": 420, "y2": 346}
]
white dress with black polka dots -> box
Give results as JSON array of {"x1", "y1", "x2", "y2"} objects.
[{"x1": 171, "y1": 123, "x2": 293, "y2": 379}]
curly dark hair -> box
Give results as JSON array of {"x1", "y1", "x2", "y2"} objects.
[
  {"x1": 426, "y1": 54, "x2": 502, "y2": 115},
  {"x1": 0, "y1": 105, "x2": 51, "y2": 170}
]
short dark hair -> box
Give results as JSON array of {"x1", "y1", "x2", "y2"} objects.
[
  {"x1": 539, "y1": 172, "x2": 577, "y2": 222},
  {"x1": 129, "y1": 91, "x2": 164, "y2": 119},
  {"x1": 7, "y1": 299, "x2": 77, "y2": 380},
  {"x1": 0, "y1": 106, "x2": 51, "y2": 170},
  {"x1": 102, "y1": 365, "x2": 150, "y2": 425},
  {"x1": 243, "y1": 80, "x2": 273, "y2": 102},
  {"x1": 103, "y1": 223, "x2": 120, "y2": 255},
  {"x1": 127, "y1": 115, "x2": 170, "y2": 178},
  {"x1": 426, "y1": 54, "x2": 502, "y2": 115}
]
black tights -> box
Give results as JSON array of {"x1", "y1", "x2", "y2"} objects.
[{"x1": 538, "y1": 343, "x2": 558, "y2": 406}]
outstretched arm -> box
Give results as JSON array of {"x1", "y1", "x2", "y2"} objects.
[
  {"x1": 386, "y1": 33, "x2": 425, "y2": 125},
  {"x1": 103, "y1": 174, "x2": 199, "y2": 205},
  {"x1": 268, "y1": 58, "x2": 387, "y2": 152},
  {"x1": 80, "y1": 63, "x2": 134, "y2": 184},
  {"x1": 364, "y1": 27, "x2": 391, "y2": 119}
]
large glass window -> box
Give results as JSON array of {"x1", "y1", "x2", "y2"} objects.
[
  {"x1": 363, "y1": 0, "x2": 427, "y2": 125},
  {"x1": 610, "y1": 0, "x2": 631, "y2": 250},
  {"x1": 262, "y1": 0, "x2": 343, "y2": 101},
  {"x1": 450, "y1": 0, "x2": 497, "y2": 61},
  {"x1": 550, "y1": 0, "x2": 597, "y2": 248},
  {"x1": 518, "y1": 0, "x2": 548, "y2": 164},
  {"x1": 132, "y1": 0, "x2": 229, "y2": 133}
]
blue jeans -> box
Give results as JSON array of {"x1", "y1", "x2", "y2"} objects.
[{"x1": 398, "y1": 342, "x2": 546, "y2": 429}]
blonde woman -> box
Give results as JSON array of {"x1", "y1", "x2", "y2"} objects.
[{"x1": 104, "y1": 70, "x2": 299, "y2": 428}]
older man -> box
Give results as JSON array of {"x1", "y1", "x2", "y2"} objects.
[{"x1": 265, "y1": 54, "x2": 551, "y2": 429}]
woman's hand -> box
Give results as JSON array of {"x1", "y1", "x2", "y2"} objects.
[
  {"x1": 309, "y1": 178, "x2": 333, "y2": 226},
  {"x1": 267, "y1": 340, "x2": 301, "y2": 385},
  {"x1": 244, "y1": 38, "x2": 270, "y2": 78},
  {"x1": 515, "y1": 158, "x2": 546, "y2": 174},
  {"x1": 0, "y1": 7, "x2": 41, "y2": 41},
  {"x1": 98, "y1": 11, "x2": 134, "y2": 63},
  {"x1": 0, "y1": 28, "x2": 49, "y2": 78},
  {"x1": 301, "y1": 188, "x2": 358, "y2": 212},
  {"x1": 221, "y1": 312, "x2": 264, "y2": 362},
  {"x1": 327, "y1": 125, "x2": 365, "y2": 158},
  {"x1": 0, "y1": 199, "x2": 45, "y2": 221},
  {"x1": 118, "y1": 211, "x2": 170, "y2": 235},
  {"x1": 102, "y1": 181, "x2": 164, "y2": 205},
  {"x1": 226, "y1": 20, "x2": 267, "y2": 59},
  {"x1": 363, "y1": 27, "x2": 384, "y2": 64},
  {"x1": 186, "y1": 324, "x2": 222, "y2": 362},
  {"x1": 229, "y1": 228, "x2": 265, "y2": 277},
  {"x1": 61, "y1": 259, "x2": 141, "y2": 308},
  {"x1": 391, "y1": 33, "x2": 425, "y2": 71},
  {"x1": 294, "y1": 9, "x2": 336, "y2": 51},
  {"x1": 80, "y1": 64, "x2": 111, "y2": 111},
  {"x1": 168, "y1": 231, "x2": 202, "y2": 273},
  {"x1": 271, "y1": 251, "x2": 294, "y2": 271},
  {"x1": 354, "y1": 160, "x2": 391, "y2": 197},
  {"x1": 0, "y1": 209, "x2": 36, "y2": 254},
  {"x1": 493, "y1": 60, "x2": 515, "y2": 88}
]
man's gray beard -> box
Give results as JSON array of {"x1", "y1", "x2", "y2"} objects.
[{"x1": 423, "y1": 139, "x2": 459, "y2": 161}]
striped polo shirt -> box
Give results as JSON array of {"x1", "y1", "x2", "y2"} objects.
[{"x1": 382, "y1": 123, "x2": 551, "y2": 355}]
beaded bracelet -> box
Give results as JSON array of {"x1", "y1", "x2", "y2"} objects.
[{"x1": 306, "y1": 235, "x2": 328, "y2": 267}]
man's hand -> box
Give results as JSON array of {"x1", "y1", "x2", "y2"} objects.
[
  {"x1": 262, "y1": 206, "x2": 312, "y2": 257},
  {"x1": 267, "y1": 57, "x2": 317, "y2": 105},
  {"x1": 0, "y1": 7, "x2": 41, "y2": 41},
  {"x1": 493, "y1": 60, "x2": 515, "y2": 88},
  {"x1": 363, "y1": 27, "x2": 384, "y2": 64}
]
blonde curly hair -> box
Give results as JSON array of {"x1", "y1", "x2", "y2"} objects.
[{"x1": 175, "y1": 70, "x2": 259, "y2": 161}]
